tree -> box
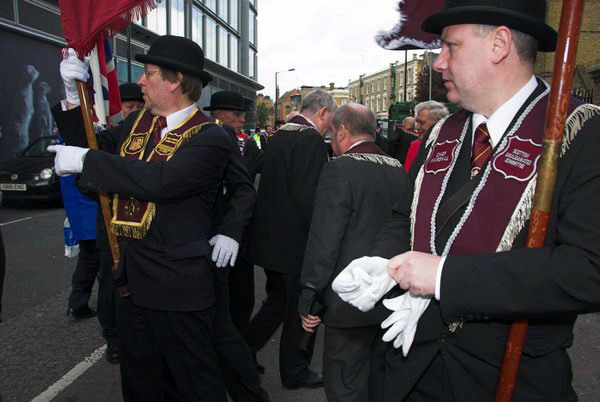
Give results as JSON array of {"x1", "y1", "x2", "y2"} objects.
[
  {"x1": 256, "y1": 101, "x2": 271, "y2": 128},
  {"x1": 415, "y1": 66, "x2": 447, "y2": 103}
]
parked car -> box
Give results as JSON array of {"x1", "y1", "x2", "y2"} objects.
[{"x1": 0, "y1": 135, "x2": 62, "y2": 202}]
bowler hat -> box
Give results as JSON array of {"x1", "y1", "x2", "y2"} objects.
[
  {"x1": 204, "y1": 91, "x2": 250, "y2": 111},
  {"x1": 421, "y1": 0, "x2": 557, "y2": 52},
  {"x1": 135, "y1": 35, "x2": 213, "y2": 86},
  {"x1": 119, "y1": 82, "x2": 144, "y2": 102}
]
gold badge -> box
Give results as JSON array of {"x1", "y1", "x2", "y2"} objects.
[
  {"x1": 124, "y1": 197, "x2": 140, "y2": 217},
  {"x1": 127, "y1": 137, "x2": 145, "y2": 153}
]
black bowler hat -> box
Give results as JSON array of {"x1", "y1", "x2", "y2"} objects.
[
  {"x1": 204, "y1": 91, "x2": 250, "y2": 111},
  {"x1": 135, "y1": 35, "x2": 213, "y2": 86},
  {"x1": 119, "y1": 82, "x2": 144, "y2": 102},
  {"x1": 421, "y1": 0, "x2": 557, "y2": 52}
]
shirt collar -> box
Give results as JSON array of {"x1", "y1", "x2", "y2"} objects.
[
  {"x1": 298, "y1": 113, "x2": 318, "y2": 131},
  {"x1": 161, "y1": 103, "x2": 197, "y2": 137},
  {"x1": 346, "y1": 139, "x2": 372, "y2": 152},
  {"x1": 471, "y1": 75, "x2": 537, "y2": 146}
]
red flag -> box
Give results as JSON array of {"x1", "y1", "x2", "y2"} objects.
[
  {"x1": 59, "y1": 0, "x2": 161, "y2": 57},
  {"x1": 375, "y1": 0, "x2": 445, "y2": 50}
]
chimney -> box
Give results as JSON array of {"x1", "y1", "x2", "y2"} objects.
[{"x1": 329, "y1": 82, "x2": 335, "y2": 90}]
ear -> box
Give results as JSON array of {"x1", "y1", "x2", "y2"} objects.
[
  {"x1": 318, "y1": 106, "x2": 328, "y2": 121},
  {"x1": 490, "y1": 26, "x2": 512, "y2": 64},
  {"x1": 168, "y1": 72, "x2": 184, "y2": 92}
]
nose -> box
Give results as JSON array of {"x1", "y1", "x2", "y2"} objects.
[
  {"x1": 137, "y1": 74, "x2": 145, "y2": 86},
  {"x1": 433, "y1": 48, "x2": 447, "y2": 73}
]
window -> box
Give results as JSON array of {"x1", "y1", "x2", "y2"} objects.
[
  {"x1": 205, "y1": 16, "x2": 217, "y2": 61},
  {"x1": 229, "y1": 0, "x2": 239, "y2": 30},
  {"x1": 170, "y1": 0, "x2": 185, "y2": 36},
  {"x1": 116, "y1": 60, "x2": 144, "y2": 84},
  {"x1": 218, "y1": 26, "x2": 228, "y2": 67},
  {"x1": 230, "y1": 35, "x2": 239, "y2": 72},
  {"x1": 205, "y1": 0, "x2": 216, "y2": 13},
  {"x1": 249, "y1": 10, "x2": 256, "y2": 45},
  {"x1": 218, "y1": 0, "x2": 227, "y2": 21},
  {"x1": 146, "y1": 2, "x2": 167, "y2": 35},
  {"x1": 248, "y1": 49, "x2": 256, "y2": 79},
  {"x1": 192, "y1": 7, "x2": 203, "y2": 47}
]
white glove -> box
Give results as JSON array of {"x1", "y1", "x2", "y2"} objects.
[
  {"x1": 381, "y1": 293, "x2": 431, "y2": 356},
  {"x1": 332, "y1": 256, "x2": 396, "y2": 312},
  {"x1": 60, "y1": 48, "x2": 90, "y2": 106},
  {"x1": 47, "y1": 145, "x2": 89, "y2": 176},
  {"x1": 209, "y1": 234, "x2": 239, "y2": 268}
]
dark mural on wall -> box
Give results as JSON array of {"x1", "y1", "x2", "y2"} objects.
[{"x1": 0, "y1": 30, "x2": 64, "y2": 162}]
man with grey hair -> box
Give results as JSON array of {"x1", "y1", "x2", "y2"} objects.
[
  {"x1": 299, "y1": 103, "x2": 406, "y2": 401},
  {"x1": 243, "y1": 89, "x2": 336, "y2": 389},
  {"x1": 414, "y1": 100, "x2": 449, "y2": 135}
]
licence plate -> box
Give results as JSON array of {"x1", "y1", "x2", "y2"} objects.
[{"x1": 0, "y1": 183, "x2": 27, "y2": 191}]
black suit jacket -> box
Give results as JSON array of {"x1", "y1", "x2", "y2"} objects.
[
  {"x1": 301, "y1": 142, "x2": 407, "y2": 328},
  {"x1": 54, "y1": 106, "x2": 230, "y2": 312},
  {"x1": 371, "y1": 82, "x2": 600, "y2": 400},
  {"x1": 245, "y1": 119, "x2": 328, "y2": 275}
]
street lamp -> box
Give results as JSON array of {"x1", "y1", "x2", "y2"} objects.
[{"x1": 274, "y1": 68, "x2": 295, "y2": 124}]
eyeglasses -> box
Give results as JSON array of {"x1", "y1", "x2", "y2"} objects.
[{"x1": 144, "y1": 68, "x2": 160, "y2": 77}]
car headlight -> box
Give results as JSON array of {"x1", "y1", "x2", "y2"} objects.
[{"x1": 40, "y1": 168, "x2": 54, "y2": 180}]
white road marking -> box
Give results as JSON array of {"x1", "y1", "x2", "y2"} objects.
[
  {"x1": 0, "y1": 216, "x2": 32, "y2": 226},
  {"x1": 31, "y1": 345, "x2": 107, "y2": 402}
]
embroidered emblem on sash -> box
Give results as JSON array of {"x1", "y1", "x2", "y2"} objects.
[
  {"x1": 124, "y1": 134, "x2": 147, "y2": 154},
  {"x1": 424, "y1": 140, "x2": 460, "y2": 174},
  {"x1": 492, "y1": 136, "x2": 541, "y2": 181}
]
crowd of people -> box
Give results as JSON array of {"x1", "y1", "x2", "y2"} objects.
[{"x1": 40, "y1": 0, "x2": 600, "y2": 401}]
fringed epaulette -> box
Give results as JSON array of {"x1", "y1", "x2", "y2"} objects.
[
  {"x1": 340, "y1": 153, "x2": 403, "y2": 168},
  {"x1": 280, "y1": 123, "x2": 312, "y2": 132},
  {"x1": 561, "y1": 104, "x2": 600, "y2": 156}
]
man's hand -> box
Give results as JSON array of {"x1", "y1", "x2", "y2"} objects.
[
  {"x1": 60, "y1": 48, "x2": 90, "y2": 107},
  {"x1": 300, "y1": 314, "x2": 321, "y2": 333},
  {"x1": 209, "y1": 235, "x2": 239, "y2": 268},
  {"x1": 387, "y1": 251, "x2": 440, "y2": 297},
  {"x1": 47, "y1": 145, "x2": 89, "y2": 176}
]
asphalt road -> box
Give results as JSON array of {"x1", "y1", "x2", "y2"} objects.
[{"x1": 0, "y1": 202, "x2": 599, "y2": 401}]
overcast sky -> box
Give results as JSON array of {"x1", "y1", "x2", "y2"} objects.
[{"x1": 256, "y1": 0, "x2": 428, "y2": 99}]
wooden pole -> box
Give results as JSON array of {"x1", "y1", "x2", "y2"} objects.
[
  {"x1": 75, "y1": 81, "x2": 121, "y2": 272},
  {"x1": 495, "y1": 0, "x2": 586, "y2": 400}
]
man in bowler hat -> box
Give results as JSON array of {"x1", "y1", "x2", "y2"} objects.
[
  {"x1": 337, "y1": 1, "x2": 600, "y2": 400},
  {"x1": 118, "y1": 82, "x2": 144, "y2": 118},
  {"x1": 50, "y1": 35, "x2": 230, "y2": 401}
]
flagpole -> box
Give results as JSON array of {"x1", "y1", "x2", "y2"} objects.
[
  {"x1": 75, "y1": 81, "x2": 121, "y2": 274},
  {"x1": 495, "y1": 0, "x2": 586, "y2": 400}
]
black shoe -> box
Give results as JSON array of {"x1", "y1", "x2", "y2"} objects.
[
  {"x1": 283, "y1": 370, "x2": 324, "y2": 389},
  {"x1": 256, "y1": 362, "x2": 266, "y2": 375},
  {"x1": 67, "y1": 306, "x2": 96, "y2": 319},
  {"x1": 106, "y1": 341, "x2": 120, "y2": 364}
]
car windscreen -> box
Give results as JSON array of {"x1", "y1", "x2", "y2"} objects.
[{"x1": 21, "y1": 137, "x2": 61, "y2": 157}]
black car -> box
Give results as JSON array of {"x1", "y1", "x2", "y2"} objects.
[{"x1": 0, "y1": 135, "x2": 62, "y2": 202}]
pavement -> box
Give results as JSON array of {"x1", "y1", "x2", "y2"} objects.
[{"x1": 0, "y1": 203, "x2": 599, "y2": 401}]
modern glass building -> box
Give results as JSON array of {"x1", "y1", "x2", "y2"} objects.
[{"x1": 0, "y1": 0, "x2": 262, "y2": 158}]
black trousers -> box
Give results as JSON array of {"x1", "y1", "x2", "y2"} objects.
[
  {"x1": 68, "y1": 239, "x2": 99, "y2": 312},
  {"x1": 400, "y1": 352, "x2": 455, "y2": 402},
  {"x1": 228, "y1": 258, "x2": 255, "y2": 331},
  {"x1": 213, "y1": 268, "x2": 269, "y2": 402},
  {"x1": 97, "y1": 247, "x2": 117, "y2": 343},
  {"x1": 323, "y1": 325, "x2": 387, "y2": 402},
  {"x1": 243, "y1": 268, "x2": 315, "y2": 386},
  {"x1": 0, "y1": 228, "x2": 5, "y2": 321},
  {"x1": 117, "y1": 296, "x2": 226, "y2": 402}
]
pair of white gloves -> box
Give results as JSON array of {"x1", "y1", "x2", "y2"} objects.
[{"x1": 332, "y1": 256, "x2": 431, "y2": 356}]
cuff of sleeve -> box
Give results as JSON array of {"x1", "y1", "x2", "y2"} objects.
[{"x1": 435, "y1": 256, "x2": 447, "y2": 300}]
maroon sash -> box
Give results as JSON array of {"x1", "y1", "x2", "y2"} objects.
[
  {"x1": 111, "y1": 108, "x2": 216, "y2": 239},
  {"x1": 412, "y1": 86, "x2": 584, "y2": 256}
]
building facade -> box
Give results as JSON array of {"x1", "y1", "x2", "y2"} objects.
[
  {"x1": 348, "y1": 53, "x2": 429, "y2": 119},
  {"x1": 0, "y1": 0, "x2": 262, "y2": 161}
]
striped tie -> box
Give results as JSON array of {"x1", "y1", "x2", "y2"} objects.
[
  {"x1": 471, "y1": 122, "x2": 492, "y2": 177},
  {"x1": 153, "y1": 116, "x2": 167, "y2": 145}
]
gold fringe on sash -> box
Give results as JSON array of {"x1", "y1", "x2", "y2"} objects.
[{"x1": 340, "y1": 153, "x2": 403, "y2": 168}]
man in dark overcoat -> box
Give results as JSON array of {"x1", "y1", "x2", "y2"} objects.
[
  {"x1": 50, "y1": 35, "x2": 230, "y2": 401},
  {"x1": 243, "y1": 89, "x2": 337, "y2": 388},
  {"x1": 336, "y1": 1, "x2": 600, "y2": 401},
  {"x1": 299, "y1": 103, "x2": 407, "y2": 401}
]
